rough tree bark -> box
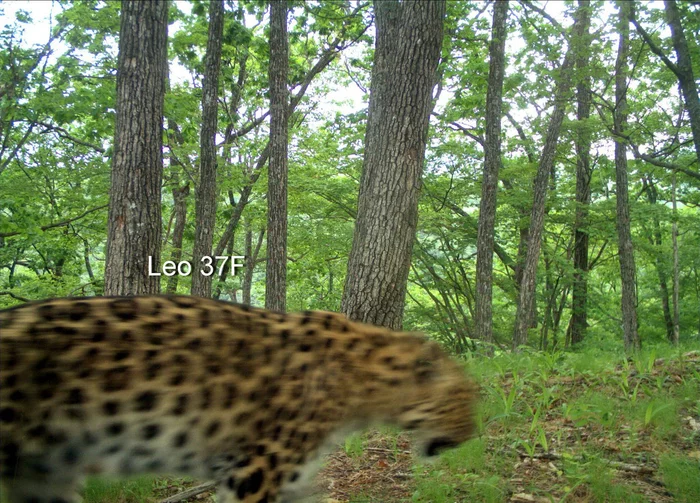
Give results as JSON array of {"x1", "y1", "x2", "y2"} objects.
[
  {"x1": 664, "y1": 0, "x2": 700, "y2": 162},
  {"x1": 266, "y1": 0, "x2": 289, "y2": 312},
  {"x1": 571, "y1": 0, "x2": 592, "y2": 346},
  {"x1": 191, "y1": 0, "x2": 224, "y2": 297},
  {"x1": 614, "y1": 0, "x2": 641, "y2": 352},
  {"x1": 475, "y1": 0, "x2": 508, "y2": 346},
  {"x1": 341, "y1": 0, "x2": 446, "y2": 329},
  {"x1": 512, "y1": 29, "x2": 577, "y2": 349},
  {"x1": 104, "y1": 1, "x2": 168, "y2": 296}
]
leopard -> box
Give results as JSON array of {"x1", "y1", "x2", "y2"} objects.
[{"x1": 0, "y1": 295, "x2": 478, "y2": 503}]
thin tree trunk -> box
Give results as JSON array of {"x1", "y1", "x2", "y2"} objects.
[
  {"x1": 643, "y1": 178, "x2": 674, "y2": 341},
  {"x1": 104, "y1": 0, "x2": 168, "y2": 296},
  {"x1": 191, "y1": 0, "x2": 224, "y2": 297},
  {"x1": 653, "y1": 223, "x2": 674, "y2": 342},
  {"x1": 213, "y1": 146, "x2": 269, "y2": 258},
  {"x1": 213, "y1": 190, "x2": 237, "y2": 300},
  {"x1": 614, "y1": 0, "x2": 640, "y2": 352},
  {"x1": 504, "y1": 112, "x2": 538, "y2": 328},
  {"x1": 243, "y1": 223, "x2": 253, "y2": 305},
  {"x1": 82, "y1": 238, "x2": 96, "y2": 293},
  {"x1": 693, "y1": 267, "x2": 700, "y2": 338},
  {"x1": 671, "y1": 169, "x2": 680, "y2": 344},
  {"x1": 212, "y1": 39, "x2": 343, "y2": 258},
  {"x1": 213, "y1": 227, "x2": 235, "y2": 300},
  {"x1": 243, "y1": 227, "x2": 265, "y2": 306},
  {"x1": 165, "y1": 183, "x2": 190, "y2": 294},
  {"x1": 664, "y1": 0, "x2": 700, "y2": 162},
  {"x1": 512, "y1": 35, "x2": 577, "y2": 349},
  {"x1": 475, "y1": 0, "x2": 508, "y2": 345},
  {"x1": 266, "y1": 0, "x2": 289, "y2": 312},
  {"x1": 541, "y1": 238, "x2": 553, "y2": 351},
  {"x1": 341, "y1": 0, "x2": 446, "y2": 329},
  {"x1": 571, "y1": 0, "x2": 592, "y2": 346}
]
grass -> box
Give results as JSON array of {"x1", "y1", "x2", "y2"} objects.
[
  {"x1": 660, "y1": 455, "x2": 700, "y2": 503},
  {"x1": 344, "y1": 431, "x2": 367, "y2": 458},
  {"x1": 83, "y1": 477, "x2": 155, "y2": 503}
]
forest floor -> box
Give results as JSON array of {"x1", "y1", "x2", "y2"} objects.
[
  {"x1": 80, "y1": 345, "x2": 700, "y2": 503},
  {"x1": 314, "y1": 346, "x2": 700, "y2": 503}
]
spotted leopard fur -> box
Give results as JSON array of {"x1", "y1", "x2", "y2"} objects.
[{"x1": 0, "y1": 296, "x2": 477, "y2": 503}]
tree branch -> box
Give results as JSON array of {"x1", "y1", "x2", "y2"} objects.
[
  {"x1": 36, "y1": 121, "x2": 106, "y2": 153},
  {"x1": 0, "y1": 204, "x2": 109, "y2": 238},
  {"x1": 0, "y1": 291, "x2": 31, "y2": 302},
  {"x1": 628, "y1": 7, "x2": 683, "y2": 80}
]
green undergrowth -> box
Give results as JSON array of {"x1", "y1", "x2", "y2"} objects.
[{"x1": 405, "y1": 342, "x2": 700, "y2": 503}]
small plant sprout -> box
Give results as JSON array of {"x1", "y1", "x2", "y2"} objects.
[{"x1": 644, "y1": 402, "x2": 674, "y2": 428}]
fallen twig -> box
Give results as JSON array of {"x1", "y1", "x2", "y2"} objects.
[
  {"x1": 158, "y1": 481, "x2": 216, "y2": 503},
  {"x1": 515, "y1": 450, "x2": 656, "y2": 475}
]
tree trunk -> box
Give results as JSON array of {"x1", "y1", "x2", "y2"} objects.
[
  {"x1": 541, "y1": 237, "x2": 554, "y2": 351},
  {"x1": 504, "y1": 112, "x2": 538, "y2": 328},
  {"x1": 266, "y1": 0, "x2": 289, "y2": 312},
  {"x1": 512, "y1": 35, "x2": 576, "y2": 349},
  {"x1": 191, "y1": 0, "x2": 224, "y2": 298},
  {"x1": 243, "y1": 225, "x2": 253, "y2": 305},
  {"x1": 213, "y1": 223, "x2": 235, "y2": 300},
  {"x1": 213, "y1": 38, "x2": 341, "y2": 259},
  {"x1": 643, "y1": 178, "x2": 674, "y2": 341},
  {"x1": 475, "y1": 0, "x2": 508, "y2": 345},
  {"x1": 614, "y1": 0, "x2": 641, "y2": 352},
  {"x1": 341, "y1": 0, "x2": 446, "y2": 329},
  {"x1": 671, "y1": 170, "x2": 680, "y2": 345},
  {"x1": 571, "y1": 0, "x2": 592, "y2": 346},
  {"x1": 104, "y1": 0, "x2": 168, "y2": 296},
  {"x1": 165, "y1": 183, "x2": 190, "y2": 294},
  {"x1": 243, "y1": 226, "x2": 265, "y2": 306},
  {"x1": 664, "y1": 0, "x2": 700, "y2": 162}
]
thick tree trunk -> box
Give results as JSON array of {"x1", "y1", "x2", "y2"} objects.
[
  {"x1": 341, "y1": 0, "x2": 446, "y2": 329},
  {"x1": 165, "y1": 183, "x2": 190, "y2": 294},
  {"x1": 512, "y1": 39, "x2": 576, "y2": 349},
  {"x1": 191, "y1": 0, "x2": 224, "y2": 297},
  {"x1": 615, "y1": 1, "x2": 641, "y2": 352},
  {"x1": 571, "y1": 0, "x2": 592, "y2": 346},
  {"x1": 104, "y1": 1, "x2": 168, "y2": 296},
  {"x1": 475, "y1": 0, "x2": 508, "y2": 345},
  {"x1": 664, "y1": 0, "x2": 700, "y2": 162},
  {"x1": 266, "y1": 0, "x2": 289, "y2": 312}
]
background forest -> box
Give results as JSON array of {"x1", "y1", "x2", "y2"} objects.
[
  {"x1": 1, "y1": 0, "x2": 699, "y2": 352},
  {"x1": 1, "y1": 1, "x2": 700, "y2": 501}
]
